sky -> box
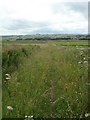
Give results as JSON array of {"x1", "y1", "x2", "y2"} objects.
[{"x1": 0, "y1": 0, "x2": 89, "y2": 35}]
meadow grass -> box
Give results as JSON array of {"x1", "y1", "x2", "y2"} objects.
[{"x1": 2, "y1": 40, "x2": 89, "y2": 118}]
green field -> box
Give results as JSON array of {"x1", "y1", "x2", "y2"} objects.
[{"x1": 2, "y1": 40, "x2": 89, "y2": 118}]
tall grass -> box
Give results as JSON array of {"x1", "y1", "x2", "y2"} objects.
[{"x1": 2, "y1": 40, "x2": 88, "y2": 118}]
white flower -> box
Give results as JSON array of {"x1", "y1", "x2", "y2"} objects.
[
  {"x1": 5, "y1": 74, "x2": 11, "y2": 80},
  {"x1": 7, "y1": 106, "x2": 13, "y2": 111},
  {"x1": 31, "y1": 115, "x2": 33, "y2": 118},
  {"x1": 25, "y1": 115, "x2": 28, "y2": 118},
  {"x1": 5, "y1": 74, "x2": 10, "y2": 76},
  {"x1": 85, "y1": 113, "x2": 90, "y2": 117},
  {"x1": 28, "y1": 116, "x2": 31, "y2": 118},
  {"x1": 25, "y1": 115, "x2": 33, "y2": 119},
  {"x1": 78, "y1": 61, "x2": 81, "y2": 64},
  {"x1": 84, "y1": 61, "x2": 88, "y2": 63},
  {"x1": 5, "y1": 74, "x2": 11, "y2": 77},
  {"x1": 83, "y1": 61, "x2": 88, "y2": 65},
  {"x1": 6, "y1": 77, "x2": 10, "y2": 80},
  {"x1": 83, "y1": 57, "x2": 86, "y2": 60}
]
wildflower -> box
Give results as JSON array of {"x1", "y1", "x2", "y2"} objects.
[
  {"x1": 83, "y1": 57, "x2": 86, "y2": 60},
  {"x1": 80, "y1": 114, "x2": 83, "y2": 118},
  {"x1": 25, "y1": 115, "x2": 28, "y2": 118},
  {"x1": 5, "y1": 73, "x2": 11, "y2": 77},
  {"x1": 28, "y1": 116, "x2": 31, "y2": 118},
  {"x1": 30, "y1": 115, "x2": 33, "y2": 118},
  {"x1": 6, "y1": 77, "x2": 10, "y2": 80},
  {"x1": 7, "y1": 106, "x2": 13, "y2": 111},
  {"x1": 80, "y1": 51, "x2": 83, "y2": 55},
  {"x1": 5, "y1": 73, "x2": 11, "y2": 80},
  {"x1": 86, "y1": 82, "x2": 90, "y2": 86},
  {"x1": 25, "y1": 115, "x2": 33, "y2": 119},
  {"x1": 84, "y1": 61, "x2": 88, "y2": 64},
  {"x1": 85, "y1": 113, "x2": 90, "y2": 117},
  {"x1": 5, "y1": 74, "x2": 10, "y2": 76},
  {"x1": 78, "y1": 61, "x2": 82, "y2": 64}
]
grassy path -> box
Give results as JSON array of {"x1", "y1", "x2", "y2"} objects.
[{"x1": 2, "y1": 41, "x2": 88, "y2": 118}]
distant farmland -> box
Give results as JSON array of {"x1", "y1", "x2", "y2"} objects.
[{"x1": 2, "y1": 39, "x2": 89, "y2": 118}]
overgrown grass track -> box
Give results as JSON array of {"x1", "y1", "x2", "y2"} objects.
[{"x1": 2, "y1": 40, "x2": 89, "y2": 118}]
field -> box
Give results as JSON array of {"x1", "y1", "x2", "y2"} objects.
[{"x1": 2, "y1": 40, "x2": 89, "y2": 118}]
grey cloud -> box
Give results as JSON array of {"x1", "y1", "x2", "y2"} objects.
[
  {"x1": 1, "y1": 18, "x2": 87, "y2": 35},
  {"x1": 1, "y1": 25, "x2": 87, "y2": 35},
  {"x1": 31, "y1": 27, "x2": 61, "y2": 34},
  {"x1": 65, "y1": 2, "x2": 88, "y2": 18},
  {"x1": 11, "y1": 25, "x2": 63, "y2": 34},
  {"x1": 25, "y1": 25, "x2": 85, "y2": 35},
  {"x1": 2, "y1": 19, "x2": 50, "y2": 30},
  {"x1": 1, "y1": 2, "x2": 88, "y2": 35},
  {"x1": 52, "y1": 2, "x2": 88, "y2": 18}
]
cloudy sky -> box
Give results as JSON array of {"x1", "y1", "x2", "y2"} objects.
[{"x1": 0, "y1": 0, "x2": 89, "y2": 35}]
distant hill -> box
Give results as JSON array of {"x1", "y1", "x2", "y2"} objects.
[{"x1": 1, "y1": 34, "x2": 90, "y2": 41}]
